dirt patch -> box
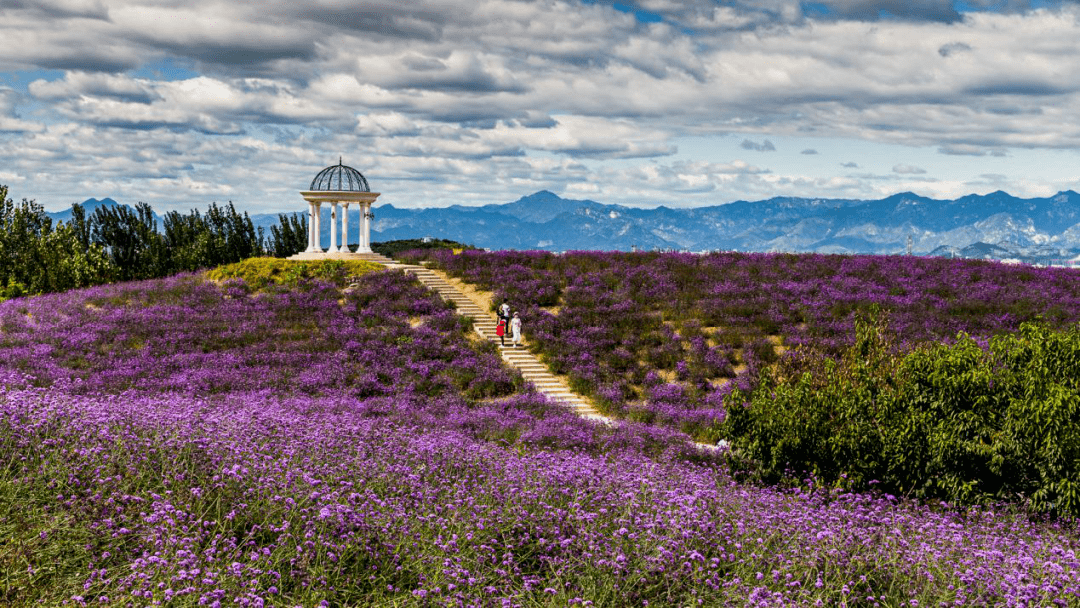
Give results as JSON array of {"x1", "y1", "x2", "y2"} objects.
[
  {"x1": 409, "y1": 317, "x2": 424, "y2": 328},
  {"x1": 767, "y1": 334, "x2": 788, "y2": 356},
  {"x1": 541, "y1": 305, "x2": 561, "y2": 316}
]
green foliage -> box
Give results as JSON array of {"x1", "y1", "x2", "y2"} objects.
[
  {"x1": 267, "y1": 212, "x2": 308, "y2": 258},
  {"x1": 205, "y1": 257, "x2": 384, "y2": 290},
  {"x1": 721, "y1": 311, "x2": 1080, "y2": 516},
  {"x1": 371, "y1": 238, "x2": 474, "y2": 258},
  {"x1": 0, "y1": 187, "x2": 114, "y2": 299},
  {"x1": 91, "y1": 201, "x2": 168, "y2": 280},
  {"x1": 162, "y1": 202, "x2": 264, "y2": 272},
  {"x1": 40, "y1": 223, "x2": 115, "y2": 293}
]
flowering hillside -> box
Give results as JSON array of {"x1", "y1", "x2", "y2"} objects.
[
  {"x1": 403, "y1": 250, "x2": 1080, "y2": 441},
  {"x1": 0, "y1": 268, "x2": 1078, "y2": 606}
]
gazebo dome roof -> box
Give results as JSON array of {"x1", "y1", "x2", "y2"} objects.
[{"x1": 310, "y1": 158, "x2": 370, "y2": 192}]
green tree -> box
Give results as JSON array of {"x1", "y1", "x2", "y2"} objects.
[
  {"x1": 0, "y1": 189, "x2": 113, "y2": 298},
  {"x1": 91, "y1": 201, "x2": 167, "y2": 280},
  {"x1": 162, "y1": 207, "x2": 208, "y2": 272},
  {"x1": 268, "y1": 212, "x2": 308, "y2": 258},
  {"x1": 0, "y1": 186, "x2": 52, "y2": 295},
  {"x1": 38, "y1": 218, "x2": 114, "y2": 292},
  {"x1": 163, "y1": 202, "x2": 264, "y2": 271},
  {"x1": 0, "y1": 186, "x2": 50, "y2": 295}
]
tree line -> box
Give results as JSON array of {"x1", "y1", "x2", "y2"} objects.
[{"x1": 0, "y1": 185, "x2": 308, "y2": 300}]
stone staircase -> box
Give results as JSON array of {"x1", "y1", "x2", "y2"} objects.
[{"x1": 400, "y1": 264, "x2": 607, "y2": 421}]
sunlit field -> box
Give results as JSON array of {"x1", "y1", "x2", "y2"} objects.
[{"x1": 1, "y1": 262, "x2": 1078, "y2": 606}]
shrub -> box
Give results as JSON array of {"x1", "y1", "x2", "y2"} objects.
[{"x1": 721, "y1": 314, "x2": 1080, "y2": 516}]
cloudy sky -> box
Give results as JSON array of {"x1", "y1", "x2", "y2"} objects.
[{"x1": 1, "y1": 0, "x2": 1080, "y2": 213}]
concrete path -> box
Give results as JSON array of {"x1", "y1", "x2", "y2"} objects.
[{"x1": 391, "y1": 262, "x2": 610, "y2": 422}]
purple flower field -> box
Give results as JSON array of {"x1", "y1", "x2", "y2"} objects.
[
  {"x1": 1, "y1": 268, "x2": 1079, "y2": 606},
  {"x1": 402, "y1": 250, "x2": 1080, "y2": 441}
]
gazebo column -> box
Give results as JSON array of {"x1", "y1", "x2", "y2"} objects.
[
  {"x1": 359, "y1": 202, "x2": 372, "y2": 253},
  {"x1": 305, "y1": 201, "x2": 316, "y2": 252},
  {"x1": 330, "y1": 202, "x2": 339, "y2": 253},
  {"x1": 340, "y1": 203, "x2": 350, "y2": 253},
  {"x1": 313, "y1": 203, "x2": 323, "y2": 252}
]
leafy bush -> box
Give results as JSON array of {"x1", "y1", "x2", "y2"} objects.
[{"x1": 721, "y1": 313, "x2": 1080, "y2": 516}]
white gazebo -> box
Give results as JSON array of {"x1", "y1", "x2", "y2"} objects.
[{"x1": 290, "y1": 159, "x2": 381, "y2": 259}]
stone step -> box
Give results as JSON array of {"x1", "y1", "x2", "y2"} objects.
[
  {"x1": 542, "y1": 394, "x2": 582, "y2": 403},
  {"x1": 542, "y1": 392, "x2": 580, "y2": 399},
  {"x1": 524, "y1": 377, "x2": 562, "y2": 383},
  {"x1": 558, "y1": 403, "x2": 596, "y2": 412},
  {"x1": 534, "y1": 384, "x2": 574, "y2": 392},
  {"x1": 540, "y1": 392, "x2": 587, "y2": 402},
  {"x1": 563, "y1": 403, "x2": 595, "y2": 410},
  {"x1": 527, "y1": 383, "x2": 565, "y2": 389}
]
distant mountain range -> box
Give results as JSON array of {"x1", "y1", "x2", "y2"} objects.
[
  {"x1": 49, "y1": 190, "x2": 1080, "y2": 263},
  {"x1": 372, "y1": 190, "x2": 1080, "y2": 263}
]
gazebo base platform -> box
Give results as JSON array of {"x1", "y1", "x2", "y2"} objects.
[{"x1": 287, "y1": 251, "x2": 394, "y2": 264}]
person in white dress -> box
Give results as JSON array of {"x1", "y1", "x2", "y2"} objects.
[{"x1": 510, "y1": 312, "x2": 522, "y2": 348}]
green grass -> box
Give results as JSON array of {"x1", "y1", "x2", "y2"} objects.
[{"x1": 205, "y1": 257, "x2": 385, "y2": 290}]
